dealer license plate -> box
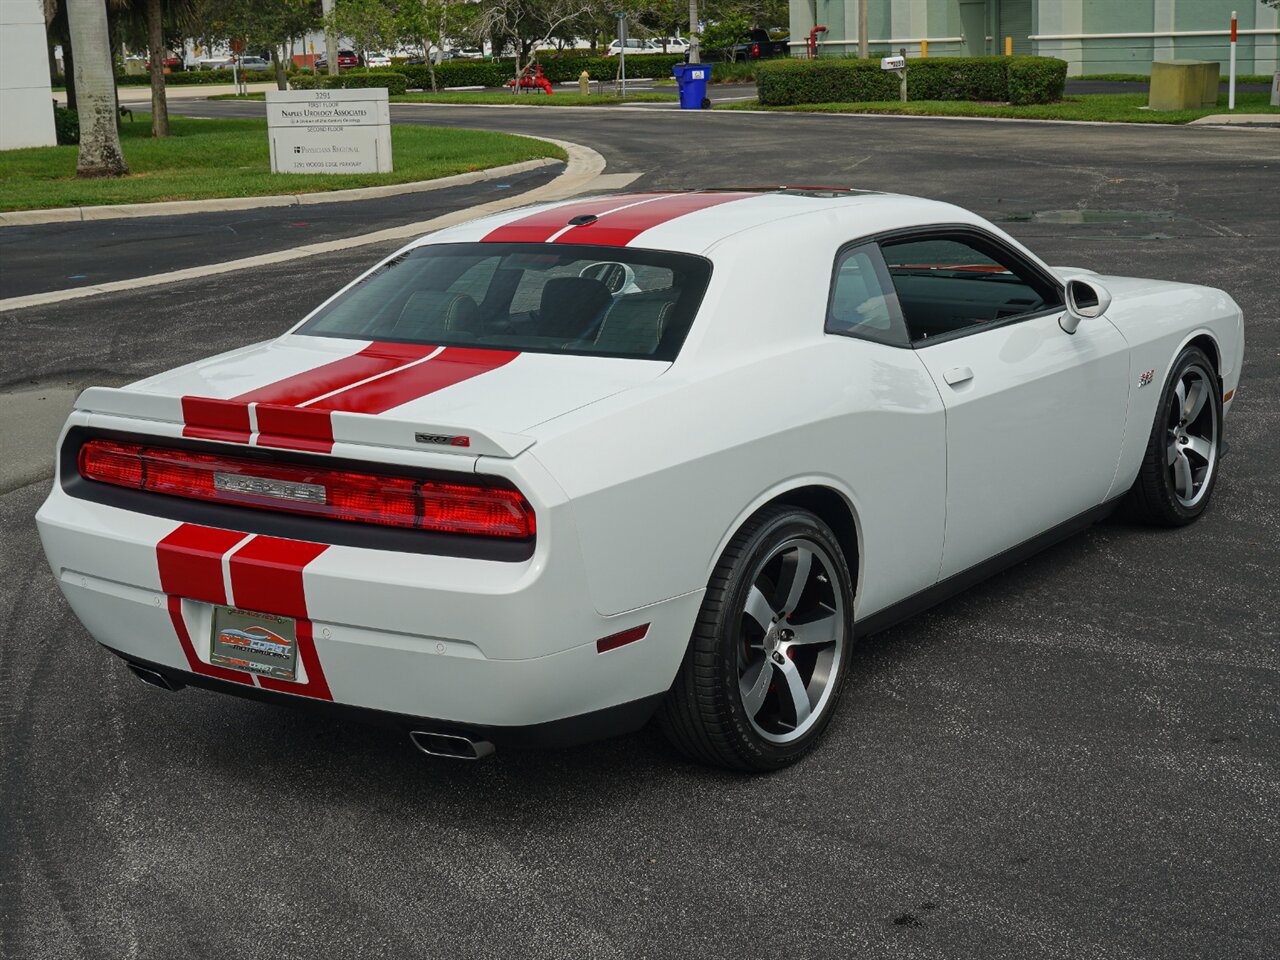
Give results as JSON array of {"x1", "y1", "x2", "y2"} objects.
[{"x1": 210, "y1": 605, "x2": 299, "y2": 681}]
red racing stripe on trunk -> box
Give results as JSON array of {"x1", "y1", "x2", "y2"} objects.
[
  {"x1": 234, "y1": 342, "x2": 438, "y2": 406},
  {"x1": 157, "y1": 524, "x2": 245, "y2": 604},
  {"x1": 253, "y1": 404, "x2": 336, "y2": 453},
  {"x1": 481, "y1": 195, "x2": 664, "y2": 243},
  {"x1": 181, "y1": 397, "x2": 252, "y2": 444},
  {"x1": 308, "y1": 346, "x2": 519, "y2": 416},
  {"x1": 156, "y1": 524, "x2": 254, "y2": 685},
  {"x1": 228, "y1": 536, "x2": 332, "y2": 700},
  {"x1": 552, "y1": 192, "x2": 757, "y2": 247}
]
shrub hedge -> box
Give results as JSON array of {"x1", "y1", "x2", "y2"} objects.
[
  {"x1": 97, "y1": 69, "x2": 281, "y2": 86},
  {"x1": 1007, "y1": 56, "x2": 1068, "y2": 105},
  {"x1": 289, "y1": 72, "x2": 409, "y2": 95},
  {"x1": 393, "y1": 54, "x2": 687, "y2": 90},
  {"x1": 54, "y1": 106, "x2": 79, "y2": 145},
  {"x1": 756, "y1": 56, "x2": 1066, "y2": 106}
]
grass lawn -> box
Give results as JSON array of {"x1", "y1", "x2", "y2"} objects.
[
  {"x1": 0, "y1": 115, "x2": 566, "y2": 211},
  {"x1": 716, "y1": 91, "x2": 1280, "y2": 123},
  {"x1": 209, "y1": 91, "x2": 677, "y2": 105}
]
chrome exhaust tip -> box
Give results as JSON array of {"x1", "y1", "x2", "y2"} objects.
[
  {"x1": 409, "y1": 730, "x2": 495, "y2": 760},
  {"x1": 126, "y1": 663, "x2": 184, "y2": 692}
]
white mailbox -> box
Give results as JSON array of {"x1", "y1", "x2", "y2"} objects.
[
  {"x1": 266, "y1": 88, "x2": 392, "y2": 175},
  {"x1": 880, "y1": 56, "x2": 906, "y2": 71}
]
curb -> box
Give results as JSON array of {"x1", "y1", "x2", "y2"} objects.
[
  {"x1": 0, "y1": 157, "x2": 561, "y2": 227},
  {"x1": 706, "y1": 106, "x2": 1280, "y2": 129},
  {"x1": 1187, "y1": 113, "x2": 1280, "y2": 127},
  {"x1": 0, "y1": 138, "x2": 628, "y2": 314}
]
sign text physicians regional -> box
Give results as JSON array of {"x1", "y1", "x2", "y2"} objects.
[{"x1": 266, "y1": 88, "x2": 392, "y2": 174}]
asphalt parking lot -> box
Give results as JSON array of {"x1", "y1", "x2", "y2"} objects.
[{"x1": 2, "y1": 107, "x2": 1277, "y2": 960}]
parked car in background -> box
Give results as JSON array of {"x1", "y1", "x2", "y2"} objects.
[
  {"x1": 365, "y1": 53, "x2": 392, "y2": 68},
  {"x1": 216, "y1": 55, "x2": 272, "y2": 71},
  {"x1": 652, "y1": 37, "x2": 690, "y2": 53},
  {"x1": 732, "y1": 29, "x2": 790, "y2": 61},
  {"x1": 606, "y1": 38, "x2": 665, "y2": 56},
  {"x1": 314, "y1": 50, "x2": 362, "y2": 70}
]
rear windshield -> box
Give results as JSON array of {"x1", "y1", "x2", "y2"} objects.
[{"x1": 298, "y1": 242, "x2": 713, "y2": 362}]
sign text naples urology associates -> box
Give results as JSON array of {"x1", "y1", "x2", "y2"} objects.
[{"x1": 266, "y1": 88, "x2": 392, "y2": 174}]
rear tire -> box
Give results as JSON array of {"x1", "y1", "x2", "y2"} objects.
[
  {"x1": 657, "y1": 505, "x2": 854, "y2": 771},
  {"x1": 1126, "y1": 345, "x2": 1221, "y2": 526}
]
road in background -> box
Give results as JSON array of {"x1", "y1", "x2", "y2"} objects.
[
  {"x1": 0, "y1": 163, "x2": 560, "y2": 300},
  {"x1": 2, "y1": 105, "x2": 1277, "y2": 960}
]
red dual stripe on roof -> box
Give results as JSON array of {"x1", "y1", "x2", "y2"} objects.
[
  {"x1": 156, "y1": 523, "x2": 333, "y2": 700},
  {"x1": 481, "y1": 191, "x2": 758, "y2": 246},
  {"x1": 180, "y1": 344, "x2": 517, "y2": 454},
  {"x1": 552, "y1": 192, "x2": 756, "y2": 247}
]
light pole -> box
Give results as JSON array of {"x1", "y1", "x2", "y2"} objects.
[{"x1": 857, "y1": 0, "x2": 868, "y2": 59}]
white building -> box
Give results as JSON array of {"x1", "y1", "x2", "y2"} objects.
[{"x1": 1, "y1": 0, "x2": 56, "y2": 149}]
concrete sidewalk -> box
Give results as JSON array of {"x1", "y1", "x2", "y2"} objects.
[{"x1": 54, "y1": 81, "x2": 280, "y2": 105}]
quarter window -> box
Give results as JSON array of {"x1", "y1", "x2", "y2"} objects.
[
  {"x1": 825, "y1": 243, "x2": 909, "y2": 347},
  {"x1": 879, "y1": 234, "x2": 1062, "y2": 342}
]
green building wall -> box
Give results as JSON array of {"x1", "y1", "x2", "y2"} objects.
[{"x1": 787, "y1": 0, "x2": 1279, "y2": 76}]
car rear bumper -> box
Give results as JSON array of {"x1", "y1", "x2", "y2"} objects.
[
  {"x1": 108, "y1": 648, "x2": 667, "y2": 748},
  {"x1": 37, "y1": 481, "x2": 703, "y2": 735}
]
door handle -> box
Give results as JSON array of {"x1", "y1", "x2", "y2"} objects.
[{"x1": 943, "y1": 366, "x2": 974, "y2": 386}]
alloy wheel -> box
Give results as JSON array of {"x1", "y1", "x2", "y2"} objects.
[
  {"x1": 736, "y1": 538, "x2": 845, "y2": 744},
  {"x1": 1166, "y1": 362, "x2": 1218, "y2": 509}
]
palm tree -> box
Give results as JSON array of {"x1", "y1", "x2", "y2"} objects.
[
  {"x1": 144, "y1": 0, "x2": 169, "y2": 136},
  {"x1": 67, "y1": 0, "x2": 128, "y2": 176}
]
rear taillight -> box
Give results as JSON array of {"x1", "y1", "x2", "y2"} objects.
[
  {"x1": 77, "y1": 439, "x2": 535, "y2": 538},
  {"x1": 751, "y1": 42, "x2": 761, "y2": 58}
]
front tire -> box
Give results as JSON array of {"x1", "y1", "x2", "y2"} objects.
[
  {"x1": 1126, "y1": 345, "x2": 1222, "y2": 526},
  {"x1": 658, "y1": 506, "x2": 854, "y2": 771}
]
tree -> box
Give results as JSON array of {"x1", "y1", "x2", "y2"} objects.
[
  {"x1": 396, "y1": 1, "x2": 475, "y2": 92},
  {"x1": 144, "y1": 0, "x2": 169, "y2": 135},
  {"x1": 67, "y1": 0, "x2": 128, "y2": 176},
  {"x1": 190, "y1": 0, "x2": 320, "y2": 90},
  {"x1": 476, "y1": 0, "x2": 592, "y2": 89},
  {"x1": 326, "y1": 0, "x2": 398, "y2": 67}
]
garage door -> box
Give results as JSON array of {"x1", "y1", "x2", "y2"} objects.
[{"x1": 1000, "y1": 0, "x2": 1033, "y2": 56}]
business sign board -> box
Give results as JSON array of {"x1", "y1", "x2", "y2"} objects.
[{"x1": 266, "y1": 88, "x2": 392, "y2": 175}]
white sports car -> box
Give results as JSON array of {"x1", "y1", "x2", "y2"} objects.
[{"x1": 37, "y1": 188, "x2": 1244, "y2": 770}]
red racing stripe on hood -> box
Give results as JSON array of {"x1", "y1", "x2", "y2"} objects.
[
  {"x1": 228, "y1": 536, "x2": 332, "y2": 700},
  {"x1": 551, "y1": 192, "x2": 758, "y2": 246}
]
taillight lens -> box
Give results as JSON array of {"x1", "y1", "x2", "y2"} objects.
[{"x1": 77, "y1": 439, "x2": 535, "y2": 538}]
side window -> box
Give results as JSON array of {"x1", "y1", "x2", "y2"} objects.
[
  {"x1": 879, "y1": 235, "x2": 1063, "y2": 343},
  {"x1": 826, "y1": 243, "x2": 909, "y2": 347}
]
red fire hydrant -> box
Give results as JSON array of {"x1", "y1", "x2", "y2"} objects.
[
  {"x1": 506, "y1": 63, "x2": 554, "y2": 95},
  {"x1": 807, "y1": 25, "x2": 828, "y2": 59}
]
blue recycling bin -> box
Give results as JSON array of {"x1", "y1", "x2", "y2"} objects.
[{"x1": 672, "y1": 63, "x2": 710, "y2": 110}]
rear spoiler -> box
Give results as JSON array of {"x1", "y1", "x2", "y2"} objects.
[{"x1": 74, "y1": 387, "x2": 536, "y2": 459}]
